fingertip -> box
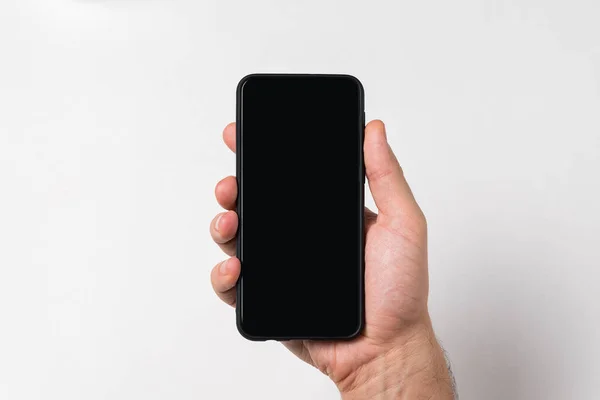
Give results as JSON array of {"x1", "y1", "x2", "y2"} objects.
[
  {"x1": 364, "y1": 119, "x2": 393, "y2": 175},
  {"x1": 213, "y1": 257, "x2": 241, "y2": 288},
  {"x1": 211, "y1": 258, "x2": 240, "y2": 306},
  {"x1": 211, "y1": 210, "x2": 238, "y2": 243},
  {"x1": 215, "y1": 176, "x2": 237, "y2": 210},
  {"x1": 366, "y1": 119, "x2": 385, "y2": 130},
  {"x1": 223, "y1": 122, "x2": 235, "y2": 135},
  {"x1": 224, "y1": 257, "x2": 241, "y2": 276},
  {"x1": 214, "y1": 178, "x2": 225, "y2": 199},
  {"x1": 217, "y1": 257, "x2": 234, "y2": 276},
  {"x1": 223, "y1": 122, "x2": 236, "y2": 153},
  {"x1": 365, "y1": 119, "x2": 387, "y2": 143}
]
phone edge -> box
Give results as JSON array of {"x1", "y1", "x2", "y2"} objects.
[{"x1": 235, "y1": 73, "x2": 365, "y2": 341}]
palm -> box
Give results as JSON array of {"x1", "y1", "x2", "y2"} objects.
[{"x1": 285, "y1": 206, "x2": 429, "y2": 384}]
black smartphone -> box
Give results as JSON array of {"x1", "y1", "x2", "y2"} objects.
[{"x1": 235, "y1": 74, "x2": 365, "y2": 340}]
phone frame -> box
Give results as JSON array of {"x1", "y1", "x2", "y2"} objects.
[{"x1": 235, "y1": 73, "x2": 365, "y2": 341}]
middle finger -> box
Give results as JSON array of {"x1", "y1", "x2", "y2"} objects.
[{"x1": 210, "y1": 210, "x2": 238, "y2": 256}]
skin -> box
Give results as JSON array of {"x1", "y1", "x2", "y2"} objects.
[{"x1": 210, "y1": 120, "x2": 455, "y2": 399}]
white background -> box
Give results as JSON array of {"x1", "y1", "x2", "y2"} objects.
[{"x1": 1, "y1": 0, "x2": 599, "y2": 399}]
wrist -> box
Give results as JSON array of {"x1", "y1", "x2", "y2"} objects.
[{"x1": 338, "y1": 320, "x2": 455, "y2": 400}]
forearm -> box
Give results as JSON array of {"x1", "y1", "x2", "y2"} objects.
[{"x1": 338, "y1": 323, "x2": 456, "y2": 400}]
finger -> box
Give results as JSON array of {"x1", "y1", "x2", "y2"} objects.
[
  {"x1": 223, "y1": 122, "x2": 236, "y2": 153},
  {"x1": 215, "y1": 176, "x2": 237, "y2": 210},
  {"x1": 210, "y1": 211, "x2": 238, "y2": 256},
  {"x1": 364, "y1": 120, "x2": 420, "y2": 218},
  {"x1": 211, "y1": 257, "x2": 240, "y2": 306}
]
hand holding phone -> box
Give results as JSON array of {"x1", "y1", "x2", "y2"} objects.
[{"x1": 208, "y1": 79, "x2": 454, "y2": 398}]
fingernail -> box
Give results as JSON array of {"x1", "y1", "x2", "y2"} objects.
[
  {"x1": 215, "y1": 214, "x2": 223, "y2": 232},
  {"x1": 219, "y1": 259, "x2": 230, "y2": 275}
]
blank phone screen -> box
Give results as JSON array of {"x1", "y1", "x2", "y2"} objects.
[{"x1": 237, "y1": 75, "x2": 364, "y2": 339}]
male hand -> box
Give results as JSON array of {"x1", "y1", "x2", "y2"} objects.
[{"x1": 209, "y1": 120, "x2": 455, "y2": 399}]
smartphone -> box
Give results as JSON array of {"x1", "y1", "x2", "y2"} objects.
[{"x1": 235, "y1": 74, "x2": 365, "y2": 340}]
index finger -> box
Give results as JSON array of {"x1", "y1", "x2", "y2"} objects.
[{"x1": 223, "y1": 122, "x2": 236, "y2": 153}]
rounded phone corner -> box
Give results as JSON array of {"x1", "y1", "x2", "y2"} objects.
[
  {"x1": 236, "y1": 73, "x2": 261, "y2": 95},
  {"x1": 340, "y1": 319, "x2": 365, "y2": 341},
  {"x1": 235, "y1": 313, "x2": 265, "y2": 342},
  {"x1": 337, "y1": 74, "x2": 365, "y2": 97}
]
